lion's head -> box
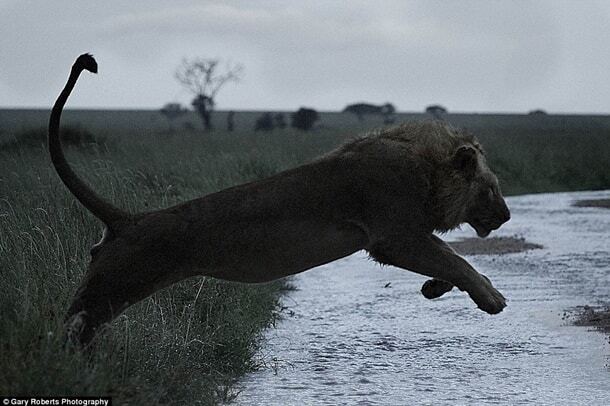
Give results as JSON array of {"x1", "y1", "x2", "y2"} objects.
[
  {"x1": 460, "y1": 147, "x2": 510, "y2": 237},
  {"x1": 431, "y1": 129, "x2": 511, "y2": 237}
]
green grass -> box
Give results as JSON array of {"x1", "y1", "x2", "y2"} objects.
[
  {"x1": 473, "y1": 122, "x2": 610, "y2": 195},
  {"x1": 0, "y1": 115, "x2": 608, "y2": 404},
  {"x1": 0, "y1": 128, "x2": 348, "y2": 404}
]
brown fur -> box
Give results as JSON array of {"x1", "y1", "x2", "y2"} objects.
[{"x1": 52, "y1": 55, "x2": 510, "y2": 346}]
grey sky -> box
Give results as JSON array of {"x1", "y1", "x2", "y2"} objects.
[{"x1": 1, "y1": 0, "x2": 609, "y2": 113}]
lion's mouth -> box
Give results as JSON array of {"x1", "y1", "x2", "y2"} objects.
[{"x1": 469, "y1": 220, "x2": 494, "y2": 238}]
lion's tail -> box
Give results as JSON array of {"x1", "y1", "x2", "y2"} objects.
[{"x1": 48, "y1": 54, "x2": 128, "y2": 226}]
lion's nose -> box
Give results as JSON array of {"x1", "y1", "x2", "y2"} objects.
[{"x1": 500, "y1": 204, "x2": 511, "y2": 223}]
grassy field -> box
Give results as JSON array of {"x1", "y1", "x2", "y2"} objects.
[
  {"x1": 0, "y1": 110, "x2": 608, "y2": 404},
  {"x1": 0, "y1": 127, "x2": 350, "y2": 404}
]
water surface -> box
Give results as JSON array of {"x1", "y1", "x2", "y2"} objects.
[{"x1": 236, "y1": 190, "x2": 610, "y2": 405}]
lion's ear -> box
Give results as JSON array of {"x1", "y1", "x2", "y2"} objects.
[{"x1": 453, "y1": 145, "x2": 478, "y2": 178}]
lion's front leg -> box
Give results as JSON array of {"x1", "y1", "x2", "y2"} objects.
[
  {"x1": 421, "y1": 278, "x2": 454, "y2": 299},
  {"x1": 369, "y1": 234, "x2": 506, "y2": 314},
  {"x1": 421, "y1": 238, "x2": 458, "y2": 299}
]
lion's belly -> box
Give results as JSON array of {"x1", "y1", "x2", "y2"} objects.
[{"x1": 204, "y1": 219, "x2": 368, "y2": 283}]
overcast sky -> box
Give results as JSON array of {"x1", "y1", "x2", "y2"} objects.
[{"x1": 1, "y1": 1, "x2": 609, "y2": 113}]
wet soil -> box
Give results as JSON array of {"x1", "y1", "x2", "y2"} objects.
[
  {"x1": 449, "y1": 235, "x2": 543, "y2": 255},
  {"x1": 570, "y1": 306, "x2": 610, "y2": 336},
  {"x1": 573, "y1": 198, "x2": 610, "y2": 209},
  {"x1": 568, "y1": 198, "x2": 610, "y2": 340}
]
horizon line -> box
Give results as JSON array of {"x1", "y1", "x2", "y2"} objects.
[{"x1": 1, "y1": 106, "x2": 609, "y2": 117}]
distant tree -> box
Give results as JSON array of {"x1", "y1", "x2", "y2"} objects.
[
  {"x1": 254, "y1": 112, "x2": 275, "y2": 131},
  {"x1": 274, "y1": 112, "x2": 287, "y2": 129},
  {"x1": 291, "y1": 108, "x2": 319, "y2": 131},
  {"x1": 190, "y1": 95, "x2": 215, "y2": 130},
  {"x1": 426, "y1": 104, "x2": 447, "y2": 120},
  {"x1": 175, "y1": 57, "x2": 243, "y2": 131},
  {"x1": 343, "y1": 103, "x2": 381, "y2": 121},
  {"x1": 227, "y1": 110, "x2": 235, "y2": 132},
  {"x1": 159, "y1": 103, "x2": 188, "y2": 132}
]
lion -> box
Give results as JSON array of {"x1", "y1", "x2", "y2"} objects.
[{"x1": 51, "y1": 55, "x2": 510, "y2": 346}]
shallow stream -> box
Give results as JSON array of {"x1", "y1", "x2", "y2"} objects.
[{"x1": 235, "y1": 190, "x2": 610, "y2": 405}]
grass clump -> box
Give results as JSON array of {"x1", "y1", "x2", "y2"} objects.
[{"x1": 0, "y1": 128, "x2": 343, "y2": 404}]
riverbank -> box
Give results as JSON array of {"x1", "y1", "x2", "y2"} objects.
[
  {"x1": 571, "y1": 306, "x2": 610, "y2": 337},
  {"x1": 567, "y1": 198, "x2": 610, "y2": 344},
  {"x1": 449, "y1": 235, "x2": 543, "y2": 255},
  {"x1": 574, "y1": 198, "x2": 610, "y2": 209}
]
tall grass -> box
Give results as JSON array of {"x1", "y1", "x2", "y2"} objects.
[
  {"x1": 473, "y1": 123, "x2": 610, "y2": 195},
  {"x1": 0, "y1": 119, "x2": 607, "y2": 404},
  {"x1": 0, "y1": 129, "x2": 347, "y2": 404}
]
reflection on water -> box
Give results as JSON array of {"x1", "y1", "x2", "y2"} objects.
[{"x1": 235, "y1": 191, "x2": 610, "y2": 405}]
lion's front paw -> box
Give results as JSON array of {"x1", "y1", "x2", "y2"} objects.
[
  {"x1": 421, "y1": 278, "x2": 454, "y2": 299},
  {"x1": 466, "y1": 275, "x2": 507, "y2": 314}
]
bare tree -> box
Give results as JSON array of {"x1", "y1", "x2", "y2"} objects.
[{"x1": 175, "y1": 57, "x2": 243, "y2": 131}]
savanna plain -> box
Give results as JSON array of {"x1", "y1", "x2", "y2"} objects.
[{"x1": 0, "y1": 109, "x2": 609, "y2": 404}]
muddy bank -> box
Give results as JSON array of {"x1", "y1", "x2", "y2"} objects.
[
  {"x1": 573, "y1": 198, "x2": 610, "y2": 209},
  {"x1": 569, "y1": 306, "x2": 610, "y2": 336},
  {"x1": 566, "y1": 197, "x2": 610, "y2": 350},
  {"x1": 449, "y1": 235, "x2": 543, "y2": 255}
]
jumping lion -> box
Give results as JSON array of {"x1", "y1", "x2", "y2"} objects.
[{"x1": 51, "y1": 55, "x2": 510, "y2": 346}]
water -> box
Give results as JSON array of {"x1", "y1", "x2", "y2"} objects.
[{"x1": 235, "y1": 190, "x2": 610, "y2": 405}]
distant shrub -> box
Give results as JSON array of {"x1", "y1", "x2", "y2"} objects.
[
  {"x1": 254, "y1": 112, "x2": 275, "y2": 131},
  {"x1": 343, "y1": 103, "x2": 380, "y2": 121},
  {"x1": 528, "y1": 109, "x2": 547, "y2": 116},
  {"x1": 343, "y1": 102, "x2": 396, "y2": 123},
  {"x1": 291, "y1": 108, "x2": 319, "y2": 131},
  {"x1": 160, "y1": 103, "x2": 188, "y2": 121},
  {"x1": 1, "y1": 126, "x2": 103, "y2": 150},
  {"x1": 274, "y1": 113, "x2": 287, "y2": 129},
  {"x1": 160, "y1": 103, "x2": 188, "y2": 132}
]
